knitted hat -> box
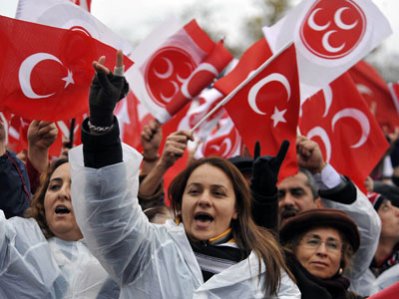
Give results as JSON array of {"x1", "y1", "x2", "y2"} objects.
[
  {"x1": 367, "y1": 192, "x2": 385, "y2": 211},
  {"x1": 280, "y1": 208, "x2": 360, "y2": 252},
  {"x1": 228, "y1": 156, "x2": 253, "y2": 175}
]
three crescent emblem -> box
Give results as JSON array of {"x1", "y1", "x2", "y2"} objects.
[
  {"x1": 302, "y1": 0, "x2": 365, "y2": 59},
  {"x1": 308, "y1": 7, "x2": 358, "y2": 54},
  {"x1": 248, "y1": 73, "x2": 291, "y2": 115},
  {"x1": 18, "y1": 53, "x2": 74, "y2": 99}
]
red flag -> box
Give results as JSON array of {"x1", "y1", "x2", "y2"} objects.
[
  {"x1": 16, "y1": 0, "x2": 132, "y2": 55},
  {"x1": 214, "y1": 38, "x2": 273, "y2": 95},
  {"x1": 185, "y1": 87, "x2": 225, "y2": 141},
  {"x1": 220, "y1": 44, "x2": 300, "y2": 180},
  {"x1": 194, "y1": 113, "x2": 242, "y2": 159},
  {"x1": 126, "y1": 18, "x2": 233, "y2": 123},
  {"x1": 0, "y1": 16, "x2": 133, "y2": 121},
  {"x1": 300, "y1": 73, "x2": 389, "y2": 191},
  {"x1": 114, "y1": 91, "x2": 146, "y2": 150},
  {"x1": 349, "y1": 60, "x2": 399, "y2": 132},
  {"x1": 263, "y1": 0, "x2": 392, "y2": 101}
]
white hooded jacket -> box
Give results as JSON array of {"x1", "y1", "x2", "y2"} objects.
[
  {"x1": 70, "y1": 144, "x2": 301, "y2": 299},
  {"x1": 0, "y1": 212, "x2": 119, "y2": 298}
]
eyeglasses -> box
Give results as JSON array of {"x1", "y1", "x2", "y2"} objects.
[{"x1": 300, "y1": 236, "x2": 342, "y2": 253}]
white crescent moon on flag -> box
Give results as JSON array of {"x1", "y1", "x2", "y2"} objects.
[
  {"x1": 335, "y1": 7, "x2": 358, "y2": 30},
  {"x1": 322, "y1": 86, "x2": 333, "y2": 117},
  {"x1": 322, "y1": 30, "x2": 345, "y2": 53},
  {"x1": 248, "y1": 73, "x2": 291, "y2": 115},
  {"x1": 153, "y1": 58, "x2": 173, "y2": 79},
  {"x1": 18, "y1": 53, "x2": 63, "y2": 99},
  {"x1": 306, "y1": 126, "x2": 332, "y2": 162},
  {"x1": 160, "y1": 81, "x2": 179, "y2": 103},
  {"x1": 210, "y1": 138, "x2": 232, "y2": 157},
  {"x1": 356, "y1": 84, "x2": 373, "y2": 96},
  {"x1": 308, "y1": 8, "x2": 330, "y2": 31},
  {"x1": 332, "y1": 108, "x2": 370, "y2": 148},
  {"x1": 181, "y1": 63, "x2": 218, "y2": 99}
]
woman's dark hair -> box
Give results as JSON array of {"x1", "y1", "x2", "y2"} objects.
[
  {"x1": 25, "y1": 158, "x2": 69, "y2": 239},
  {"x1": 168, "y1": 156, "x2": 294, "y2": 295}
]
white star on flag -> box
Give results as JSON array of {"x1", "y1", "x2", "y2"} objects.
[
  {"x1": 62, "y1": 69, "x2": 74, "y2": 88},
  {"x1": 271, "y1": 106, "x2": 287, "y2": 127}
]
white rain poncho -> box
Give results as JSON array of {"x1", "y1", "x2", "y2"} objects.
[
  {"x1": 70, "y1": 144, "x2": 301, "y2": 299},
  {"x1": 0, "y1": 207, "x2": 119, "y2": 298}
]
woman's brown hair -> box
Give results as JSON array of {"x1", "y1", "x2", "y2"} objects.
[
  {"x1": 168, "y1": 156, "x2": 294, "y2": 296},
  {"x1": 25, "y1": 158, "x2": 68, "y2": 239}
]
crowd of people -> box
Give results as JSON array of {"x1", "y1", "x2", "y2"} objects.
[{"x1": 1, "y1": 51, "x2": 399, "y2": 298}]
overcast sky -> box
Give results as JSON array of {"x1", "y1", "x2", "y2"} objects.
[{"x1": 1, "y1": 0, "x2": 398, "y2": 60}]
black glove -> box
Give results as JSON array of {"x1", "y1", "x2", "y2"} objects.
[
  {"x1": 89, "y1": 72, "x2": 129, "y2": 127},
  {"x1": 251, "y1": 140, "x2": 290, "y2": 197}
]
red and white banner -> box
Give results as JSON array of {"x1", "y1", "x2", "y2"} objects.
[
  {"x1": 221, "y1": 44, "x2": 301, "y2": 180},
  {"x1": 0, "y1": 16, "x2": 133, "y2": 121},
  {"x1": 194, "y1": 114, "x2": 242, "y2": 159},
  {"x1": 214, "y1": 38, "x2": 273, "y2": 96},
  {"x1": 16, "y1": 0, "x2": 132, "y2": 55},
  {"x1": 300, "y1": 73, "x2": 389, "y2": 191},
  {"x1": 185, "y1": 87, "x2": 225, "y2": 141},
  {"x1": 349, "y1": 60, "x2": 399, "y2": 132},
  {"x1": 126, "y1": 18, "x2": 233, "y2": 123},
  {"x1": 263, "y1": 0, "x2": 392, "y2": 101}
]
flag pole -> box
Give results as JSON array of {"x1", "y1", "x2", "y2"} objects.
[{"x1": 190, "y1": 42, "x2": 293, "y2": 133}]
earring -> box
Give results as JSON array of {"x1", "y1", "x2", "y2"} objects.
[{"x1": 338, "y1": 268, "x2": 343, "y2": 275}]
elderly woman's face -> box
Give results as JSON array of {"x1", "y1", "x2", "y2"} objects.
[
  {"x1": 181, "y1": 164, "x2": 237, "y2": 241},
  {"x1": 295, "y1": 227, "x2": 343, "y2": 279},
  {"x1": 44, "y1": 163, "x2": 83, "y2": 241}
]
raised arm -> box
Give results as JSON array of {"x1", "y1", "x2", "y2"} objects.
[{"x1": 70, "y1": 51, "x2": 169, "y2": 286}]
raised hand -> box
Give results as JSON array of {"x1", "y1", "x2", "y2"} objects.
[
  {"x1": 159, "y1": 130, "x2": 193, "y2": 169},
  {"x1": 251, "y1": 140, "x2": 290, "y2": 196},
  {"x1": 141, "y1": 119, "x2": 162, "y2": 162},
  {"x1": 296, "y1": 135, "x2": 326, "y2": 173},
  {"x1": 89, "y1": 50, "x2": 129, "y2": 127},
  {"x1": 27, "y1": 120, "x2": 58, "y2": 173}
]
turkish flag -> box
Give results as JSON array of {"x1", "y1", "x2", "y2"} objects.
[
  {"x1": 194, "y1": 113, "x2": 242, "y2": 159},
  {"x1": 0, "y1": 16, "x2": 133, "y2": 121},
  {"x1": 300, "y1": 73, "x2": 389, "y2": 192},
  {"x1": 16, "y1": 0, "x2": 132, "y2": 55},
  {"x1": 126, "y1": 18, "x2": 233, "y2": 123},
  {"x1": 1, "y1": 113, "x2": 30, "y2": 154},
  {"x1": 214, "y1": 38, "x2": 273, "y2": 96},
  {"x1": 263, "y1": 0, "x2": 392, "y2": 101},
  {"x1": 114, "y1": 91, "x2": 147, "y2": 150},
  {"x1": 221, "y1": 44, "x2": 300, "y2": 180},
  {"x1": 349, "y1": 60, "x2": 399, "y2": 132}
]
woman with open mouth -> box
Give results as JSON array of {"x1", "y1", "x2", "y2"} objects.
[
  {"x1": 69, "y1": 52, "x2": 301, "y2": 298},
  {"x1": 0, "y1": 157, "x2": 120, "y2": 298}
]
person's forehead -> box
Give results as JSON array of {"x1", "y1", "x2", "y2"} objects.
[
  {"x1": 188, "y1": 164, "x2": 232, "y2": 188},
  {"x1": 303, "y1": 227, "x2": 342, "y2": 241},
  {"x1": 50, "y1": 163, "x2": 70, "y2": 180},
  {"x1": 278, "y1": 172, "x2": 310, "y2": 189}
]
